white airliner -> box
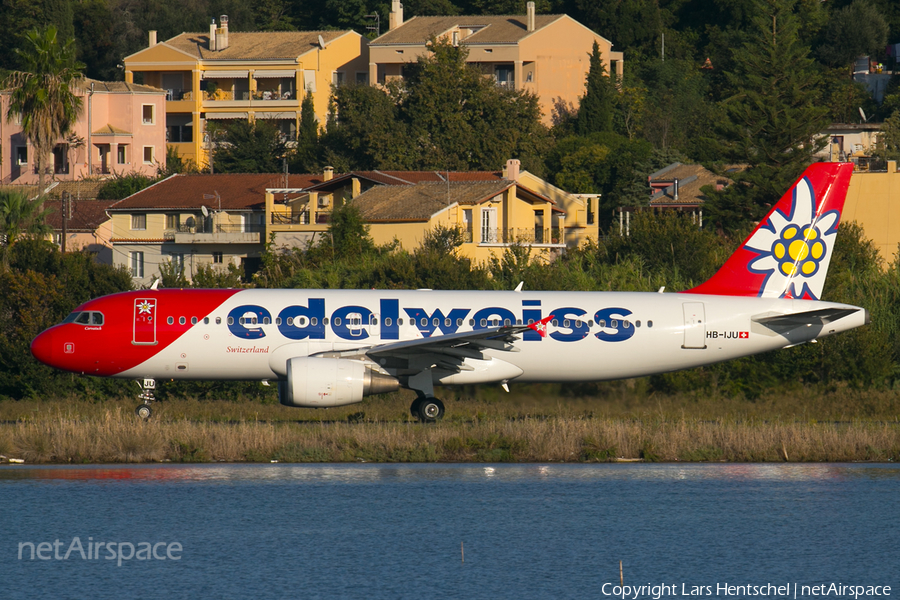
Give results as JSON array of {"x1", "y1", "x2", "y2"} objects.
[{"x1": 31, "y1": 163, "x2": 867, "y2": 421}]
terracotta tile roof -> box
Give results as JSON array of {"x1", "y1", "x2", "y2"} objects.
[
  {"x1": 372, "y1": 15, "x2": 564, "y2": 45},
  {"x1": 45, "y1": 199, "x2": 116, "y2": 232},
  {"x1": 306, "y1": 170, "x2": 503, "y2": 192},
  {"x1": 648, "y1": 163, "x2": 733, "y2": 207},
  {"x1": 74, "y1": 78, "x2": 163, "y2": 94},
  {"x1": 47, "y1": 180, "x2": 107, "y2": 200},
  {"x1": 108, "y1": 173, "x2": 325, "y2": 211},
  {"x1": 92, "y1": 124, "x2": 131, "y2": 136},
  {"x1": 165, "y1": 31, "x2": 351, "y2": 61},
  {"x1": 354, "y1": 181, "x2": 512, "y2": 221}
]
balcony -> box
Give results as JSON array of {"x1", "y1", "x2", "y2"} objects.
[
  {"x1": 479, "y1": 228, "x2": 564, "y2": 246},
  {"x1": 166, "y1": 223, "x2": 264, "y2": 244}
]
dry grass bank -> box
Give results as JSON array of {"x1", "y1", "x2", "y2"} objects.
[{"x1": 1, "y1": 407, "x2": 898, "y2": 464}]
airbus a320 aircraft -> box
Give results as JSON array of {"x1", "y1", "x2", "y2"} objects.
[{"x1": 31, "y1": 162, "x2": 867, "y2": 421}]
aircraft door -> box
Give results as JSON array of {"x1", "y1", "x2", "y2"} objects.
[
  {"x1": 133, "y1": 297, "x2": 158, "y2": 345},
  {"x1": 682, "y1": 302, "x2": 707, "y2": 349}
]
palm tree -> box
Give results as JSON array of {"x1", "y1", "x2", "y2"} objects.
[
  {"x1": 3, "y1": 25, "x2": 84, "y2": 199},
  {"x1": 0, "y1": 189, "x2": 52, "y2": 267}
]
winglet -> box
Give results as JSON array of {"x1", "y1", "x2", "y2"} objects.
[
  {"x1": 527, "y1": 315, "x2": 554, "y2": 338},
  {"x1": 514, "y1": 281, "x2": 524, "y2": 292}
]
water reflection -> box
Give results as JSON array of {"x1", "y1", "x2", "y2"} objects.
[{"x1": 1, "y1": 462, "x2": 897, "y2": 485}]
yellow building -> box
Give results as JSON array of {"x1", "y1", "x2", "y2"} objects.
[
  {"x1": 369, "y1": 0, "x2": 623, "y2": 125},
  {"x1": 843, "y1": 160, "x2": 900, "y2": 264},
  {"x1": 264, "y1": 160, "x2": 598, "y2": 262},
  {"x1": 123, "y1": 18, "x2": 368, "y2": 167}
]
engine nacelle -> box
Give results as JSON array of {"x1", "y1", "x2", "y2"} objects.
[{"x1": 278, "y1": 357, "x2": 399, "y2": 408}]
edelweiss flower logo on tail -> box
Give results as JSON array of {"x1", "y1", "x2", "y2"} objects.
[{"x1": 744, "y1": 176, "x2": 840, "y2": 300}]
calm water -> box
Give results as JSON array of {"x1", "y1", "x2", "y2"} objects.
[{"x1": 1, "y1": 463, "x2": 898, "y2": 599}]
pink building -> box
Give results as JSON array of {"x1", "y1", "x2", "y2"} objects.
[{"x1": 1, "y1": 79, "x2": 166, "y2": 185}]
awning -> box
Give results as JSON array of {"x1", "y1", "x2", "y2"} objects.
[
  {"x1": 204, "y1": 112, "x2": 248, "y2": 119},
  {"x1": 255, "y1": 112, "x2": 297, "y2": 119},
  {"x1": 253, "y1": 70, "x2": 296, "y2": 79},
  {"x1": 202, "y1": 70, "x2": 249, "y2": 79}
]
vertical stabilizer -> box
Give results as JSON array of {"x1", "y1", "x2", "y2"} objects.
[{"x1": 686, "y1": 162, "x2": 853, "y2": 300}]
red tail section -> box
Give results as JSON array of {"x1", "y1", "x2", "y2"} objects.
[{"x1": 686, "y1": 162, "x2": 853, "y2": 300}]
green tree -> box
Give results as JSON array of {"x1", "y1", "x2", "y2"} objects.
[
  {"x1": 0, "y1": 189, "x2": 52, "y2": 263},
  {"x1": 817, "y1": 0, "x2": 889, "y2": 72},
  {"x1": 400, "y1": 37, "x2": 548, "y2": 172},
  {"x1": 576, "y1": 42, "x2": 616, "y2": 135},
  {"x1": 708, "y1": 0, "x2": 829, "y2": 232},
  {"x1": 291, "y1": 89, "x2": 320, "y2": 172},
  {"x1": 158, "y1": 145, "x2": 201, "y2": 178},
  {"x1": 4, "y1": 26, "x2": 84, "y2": 198},
  {"x1": 96, "y1": 172, "x2": 157, "y2": 200},
  {"x1": 213, "y1": 119, "x2": 287, "y2": 173},
  {"x1": 874, "y1": 111, "x2": 900, "y2": 161},
  {"x1": 322, "y1": 201, "x2": 374, "y2": 260}
]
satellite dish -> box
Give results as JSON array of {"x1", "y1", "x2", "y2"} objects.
[
  {"x1": 201, "y1": 205, "x2": 209, "y2": 217},
  {"x1": 318, "y1": 35, "x2": 326, "y2": 50},
  {"x1": 859, "y1": 107, "x2": 868, "y2": 123}
]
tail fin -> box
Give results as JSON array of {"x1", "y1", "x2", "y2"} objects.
[{"x1": 686, "y1": 162, "x2": 853, "y2": 300}]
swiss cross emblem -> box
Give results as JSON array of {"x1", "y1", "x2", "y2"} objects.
[
  {"x1": 64, "y1": 342, "x2": 74, "y2": 353},
  {"x1": 739, "y1": 332, "x2": 749, "y2": 339}
]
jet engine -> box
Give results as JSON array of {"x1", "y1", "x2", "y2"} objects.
[{"x1": 278, "y1": 357, "x2": 399, "y2": 408}]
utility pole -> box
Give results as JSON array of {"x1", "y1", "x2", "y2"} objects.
[{"x1": 60, "y1": 192, "x2": 70, "y2": 253}]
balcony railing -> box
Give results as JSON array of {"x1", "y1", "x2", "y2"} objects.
[
  {"x1": 165, "y1": 89, "x2": 192, "y2": 101},
  {"x1": 479, "y1": 228, "x2": 564, "y2": 245},
  {"x1": 216, "y1": 223, "x2": 265, "y2": 233},
  {"x1": 271, "y1": 212, "x2": 310, "y2": 225}
]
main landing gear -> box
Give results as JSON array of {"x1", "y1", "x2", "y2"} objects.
[
  {"x1": 410, "y1": 396, "x2": 445, "y2": 423},
  {"x1": 135, "y1": 378, "x2": 155, "y2": 420}
]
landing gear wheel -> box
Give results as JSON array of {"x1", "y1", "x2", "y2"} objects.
[
  {"x1": 135, "y1": 404, "x2": 152, "y2": 420},
  {"x1": 416, "y1": 397, "x2": 444, "y2": 423},
  {"x1": 410, "y1": 397, "x2": 424, "y2": 417}
]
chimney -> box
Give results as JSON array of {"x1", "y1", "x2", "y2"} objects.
[
  {"x1": 389, "y1": 0, "x2": 404, "y2": 31},
  {"x1": 673, "y1": 179, "x2": 679, "y2": 201},
  {"x1": 505, "y1": 158, "x2": 521, "y2": 181},
  {"x1": 149, "y1": 30, "x2": 157, "y2": 47},
  {"x1": 527, "y1": 2, "x2": 535, "y2": 32},
  {"x1": 209, "y1": 18, "x2": 217, "y2": 51},
  {"x1": 324, "y1": 166, "x2": 334, "y2": 181},
  {"x1": 218, "y1": 15, "x2": 229, "y2": 50}
]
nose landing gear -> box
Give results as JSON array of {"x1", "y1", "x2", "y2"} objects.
[{"x1": 135, "y1": 378, "x2": 156, "y2": 420}]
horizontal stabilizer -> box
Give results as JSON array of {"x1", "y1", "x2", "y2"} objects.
[{"x1": 752, "y1": 307, "x2": 859, "y2": 332}]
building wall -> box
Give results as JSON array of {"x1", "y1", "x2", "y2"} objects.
[
  {"x1": 1, "y1": 88, "x2": 166, "y2": 185},
  {"x1": 519, "y1": 20, "x2": 620, "y2": 125},
  {"x1": 843, "y1": 161, "x2": 900, "y2": 264},
  {"x1": 125, "y1": 32, "x2": 368, "y2": 169}
]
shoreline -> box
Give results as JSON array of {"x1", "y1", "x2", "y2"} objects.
[{"x1": 1, "y1": 408, "x2": 897, "y2": 465}]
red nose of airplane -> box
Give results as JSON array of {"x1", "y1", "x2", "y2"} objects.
[{"x1": 31, "y1": 329, "x2": 55, "y2": 367}]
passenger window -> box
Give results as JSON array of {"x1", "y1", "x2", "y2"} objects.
[
  {"x1": 432, "y1": 318, "x2": 439, "y2": 326},
  {"x1": 636, "y1": 320, "x2": 641, "y2": 327},
  {"x1": 311, "y1": 317, "x2": 318, "y2": 326},
  {"x1": 456, "y1": 318, "x2": 462, "y2": 326},
  {"x1": 203, "y1": 317, "x2": 209, "y2": 325},
  {"x1": 648, "y1": 320, "x2": 653, "y2": 328},
  {"x1": 91, "y1": 312, "x2": 104, "y2": 325},
  {"x1": 397, "y1": 318, "x2": 403, "y2": 325},
  {"x1": 275, "y1": 318, "x2": 282, "y2": 325},
  {"x1": 322, "y1": 318, "x2": 329, "y2": 325},
  {"x1": 552, "y1": 320, "x2": 559, "y2": 327},
  {"x1": 179, "y1": 317, "x2": 186, "y2": 325},
  {"x1": 191, "y1": 317, "x2": 198, "y2": 325},
  {"x1": 263, "y1": 317, "x2": 270, "y2": 325},
  {"x1": 504, "y1": 319, "x2": 511, "y2": 326},
  {"x1": 371, "y1": 317, "x2": 378, "y2": 326},
  {"x1": 76, "y1": 312, "x2": 91, "y2": 324},
  {"x1": 333, "y1": 317, "x2": 341, "y2": 326},
  {"x1": 167, "y1": 317, "x2": 174, "y2": 325},
  {"x1": 564, "y1": 319, "x2": 570, "y2": 328},
  {"x1": 227, "y1": 317, "x2": 234, "y2": 325},
  {"x1": 480, "y1": 319, "x2": 487, "y2": 327},
  {"x1": 599, "y1": 320, "x2": 606, "y2": 327},
  {"x1": 385, "y1": 318, "x2": 392, "y2": 327},
  {"x1": 421, "y1": 318, "x2": 428, "y2": 327},
  {"x1": 216, "y1": 317, "x2": 222, "y2": 325}
]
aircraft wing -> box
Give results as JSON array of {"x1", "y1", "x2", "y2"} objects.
[{"x1": 365, "y1": 324, "x2": 529, "y2": 375}]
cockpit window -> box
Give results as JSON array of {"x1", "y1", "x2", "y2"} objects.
[{"x1": 66, "y1": 311, "x2": 104, "y2": 325}]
